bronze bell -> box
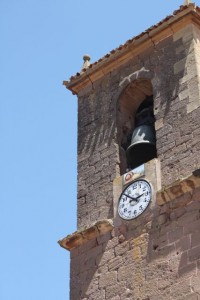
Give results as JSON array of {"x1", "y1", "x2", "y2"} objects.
[{"x1": 126, "y1": 98, "x2": 157, "y2": 169}]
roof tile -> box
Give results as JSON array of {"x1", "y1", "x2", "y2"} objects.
[{"x1": 65, "y1": 4, "x2": 198, "y2": 87}]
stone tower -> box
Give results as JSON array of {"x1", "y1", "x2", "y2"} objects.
[{"x1": 59, "y1": 3, "x2": 200, "y2": 299}]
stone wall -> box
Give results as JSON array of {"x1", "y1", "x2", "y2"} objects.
[
  {"x1": 65, "y1": 19, "x2": 200, "y2": 300},
  {"x1": 155, "y1": 24, "x2": 200, "y2": 188},
  {"x1": 77, "y1": 23, "x2": 200, "y2": 229},
  {"x1": 77, "y1": 78, "x2": 118, "y2": 227},
  {"x1": 70, "y1": 184, "x2": 200, "y2": 300}
]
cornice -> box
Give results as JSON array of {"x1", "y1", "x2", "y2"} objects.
[
  {"x1": 157, "y1": 169, "x2": 200, "y2": 205},
  {"x1": 63, "y1": 4, "x2": 200, "y2": 95},
  {"x1": 58, "y1": 219, "x2": 114, "y2": 251},
  {"x1": 58, "y1": 170, "x2": 200, "y2": 251}
]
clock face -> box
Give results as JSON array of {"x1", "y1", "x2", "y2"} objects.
[{"x1": 118, "y1": 179, "x2": 152, "y2": 220}]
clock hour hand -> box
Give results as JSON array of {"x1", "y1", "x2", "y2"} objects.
[{"x1": 135, "y1": 193, "x2": 145, "y2": 199}]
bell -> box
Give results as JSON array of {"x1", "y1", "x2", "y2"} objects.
[
  {"x1": 126, "y1": 124, "x2": 157, "y2": 169},
  {"x1": 126, "y1": 97, "x2": 157, "y2": 169}
]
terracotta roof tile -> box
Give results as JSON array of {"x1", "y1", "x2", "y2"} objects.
[{"x1": 65, "y1": 4, "x2": 198, "y2": 86}]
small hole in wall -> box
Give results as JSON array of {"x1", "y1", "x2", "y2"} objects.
[{"x1": 153, "y1": 245, "x2": 158, "y2": 250}]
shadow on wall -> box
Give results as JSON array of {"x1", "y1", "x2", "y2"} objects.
[
  {"x1": 71, "y1": 30, "x2": 199, "y2": 299},
  {"x1": 70, "y1": 233, "x2": 112, "y2": 300},
  {"x1": 72, "y1": 188, "x2": 200, "y2": 299},
  {"x1": 146, "y1": 190, "x2": 200, "y2": 275},
  {"x1": 116, "y1": 34, "x2": 189, "y2": 179},
  {"x1": 78, "y1": 119, "x2": 116, "y2": 158}
]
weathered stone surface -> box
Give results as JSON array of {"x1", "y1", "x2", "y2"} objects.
[
  {"x1": 75, "y1": 20, "x2": 200, "y2": 230},
  {"x1": 69, "y1": 182, "x2": 200, "y2": 299},
  {"x1": 65, "y1": 12, "x2": 200, "y2": 300},
  {"x1": 98, "y1": 271, "x2": 117, "y2": 288},
  {"x1": 58, "y1": 219, "x2": 113, "y2": 250}
]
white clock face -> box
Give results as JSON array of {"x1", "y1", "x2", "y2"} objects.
[{"x1": 118, "y1": 179, "x2": 152, "y2": 220}]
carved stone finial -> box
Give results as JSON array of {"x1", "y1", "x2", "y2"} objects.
[
  {"x1": 183, "y1": 0, "x2": 191, "y2": 5},
  {"x1": 81, "y1": 54, "x2": 91, "y2": 71}
]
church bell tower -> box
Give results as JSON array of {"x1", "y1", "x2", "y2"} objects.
[{"x1": 59, "y1": 2, "x2": 200, "y2": 299}]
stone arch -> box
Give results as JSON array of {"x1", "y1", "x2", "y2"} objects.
[{"x1": 117, "y1": 78, "x2": 155, "y2": 174}]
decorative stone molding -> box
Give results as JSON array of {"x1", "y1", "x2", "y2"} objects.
[
  {"x1": 58, "y1": 219, "x2": 114, "y2": 251},
  {"x1": 157, "y1": 169, "x2": 200, "y2": 205}
]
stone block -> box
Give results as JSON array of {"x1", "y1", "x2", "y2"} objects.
[
  {"x1": 99, "y1": 271, "x2": 117, "y2": 288},
  {"x1": 181, "y1": 293, "x2": 198, "y2": 300},
  {"x1": 173, "y1": 24, "x2": 194, "y2": 42},
  {"x1": 184, "y1": 219, "x2": 200, "y2": 235},
  {"x1": 174, "y1": 58, "x2": 187, "y2": 74},
  {"x1": 191, "y1": 276, "x2": 200, "y2": 294},
  {"x1": 155, "y1": 118, "x2": 164, "y2": 130},
  {"x1": 188, "y1": 245, "x2": 200, "y2": 262},
  {"x1": 118, "y1": 264, "x2": 134, "y2": 282},
  {"x1": 178, "y1": 262, "x2": 196, "y2": 278},
  {"x1": 88, "y1": 289, "x2": 106, "y2": 300},
  {"x1": 191, "y1": 232, "x2": 200, "y2": 248},
  {"x1": 96, "y1": 249, "x2": 115, "y2": 267},
  {"x1": 105, "y1": 282, "x2": 126, "y2": 299},
  {"x1": 176, "y1": 235, "x2": 191, "y2": 252},
  {"x1": 187, "y1": 101, "x2": 200, "y2": 113},
  {"x1": 110, "y1": 296, "x2": 120, "y2": 300},
  {"x1": 115, "y1": 241, "x2": 130, "y2": 256},
  {"x1": 168, "y1": 226, "x2": 183, "y2": 243},
  {"x1": 108, "y1": 256, "x2": 123, "y2": 271},
  {"x1": 170, "y1": 278, "x2": 192, "y2": 299}
]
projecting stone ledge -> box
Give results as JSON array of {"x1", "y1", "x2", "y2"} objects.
[
  {"x1": 157, "y1": 169, "x2": 200, "y2": 205},
  {"x1": 58, "y1": 219, "x2": 114, "y2": 251}
]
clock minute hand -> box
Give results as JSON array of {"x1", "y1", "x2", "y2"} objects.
[{"x1": 124, "y1": 193, "x2": 138, "y2": 202}]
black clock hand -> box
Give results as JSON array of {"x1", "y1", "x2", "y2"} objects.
[
  {"x1": 135, "y1": 193, "x2": 145, "y2": 199},
  {"x1": 124, "y1": 193, "x2": 145, "y2": 203},
  {"x1": 124, "y1": 193, "x2": 138, "y2": 202}
]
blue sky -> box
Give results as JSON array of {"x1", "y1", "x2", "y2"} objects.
[{"x1": 0, "y1": 0, "x2": 186, "y2": 299}]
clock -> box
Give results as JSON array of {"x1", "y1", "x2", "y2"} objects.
[{"x1": 118, "y1": 179, "x2": 152, "y2": 220}]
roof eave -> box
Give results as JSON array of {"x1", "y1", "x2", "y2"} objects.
[{"x1": 64, "y1": 4, "x2": 200, "y2": 95}]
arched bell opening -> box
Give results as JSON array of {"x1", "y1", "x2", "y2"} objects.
[{"x1": 117, "y1": 79, "x2": 157, "y2": 174}]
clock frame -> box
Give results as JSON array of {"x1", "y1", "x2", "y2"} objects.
[{"x1": 118, "y1": 179, "x2": 152, "y2": 220}]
